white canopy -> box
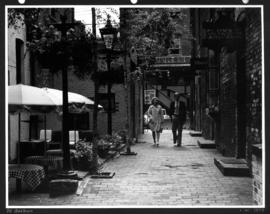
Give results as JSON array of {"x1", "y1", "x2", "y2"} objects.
[
  {"x1": 42, "y1": 87, "x2": 102, "y2": 108},
  {"x1": 8, "y1": 84, "x2": 56, "y2": 106}
]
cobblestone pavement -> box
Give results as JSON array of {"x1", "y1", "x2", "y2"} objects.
[{"x1": 8, "y1": 130, "x2": 253, "y2": 207}]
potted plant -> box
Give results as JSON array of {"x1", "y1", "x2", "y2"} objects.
[
  {"x1": 74, "y1": 140, "x2": 94, "y2": 171},
  {"x1": 97, "y1": 138, "x2": 111, "y2": 158}
]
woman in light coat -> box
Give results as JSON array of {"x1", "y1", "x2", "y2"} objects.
[{"x1": 147, "y1": 97, "x2": 164, "y2": 147}]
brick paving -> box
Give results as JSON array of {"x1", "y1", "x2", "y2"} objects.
[{"x1": 8, "y1": 130, "x2": 253, "y2": 207}]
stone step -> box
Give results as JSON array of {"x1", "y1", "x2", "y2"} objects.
[
  {"x1": 189, "y1": 131, "x2": 202, "y2": 137},
  {"x1": 197, "y1": 139, "x2": 216, "y2": 148},
  {"x1": 214, "y1": 157, "x2": 250, "y2": 177}
]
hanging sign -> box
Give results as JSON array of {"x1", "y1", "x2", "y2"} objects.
[{"x1": 202, "y1": 14, "x2": 243, "y2": 50}]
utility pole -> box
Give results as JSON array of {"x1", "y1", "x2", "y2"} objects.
[
  {"x1": 91, "y1": 7, "x2": 99, "y2": 173},
  {"x1": 92, "y1": 7, "x2": 98, "y2": 133}
]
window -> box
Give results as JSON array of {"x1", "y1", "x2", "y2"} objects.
[
  {"x1": 208, "y1": 50, "x2": 219, "y2": 91},
  {"x1": 68, "y1": 113, "x2": 90, "y2": 130},
  {"x1": 98, "y1": 93, "x2": 116, "y2": 112},
  {"x1": 16, "y1": 38, "x2": 24, "y2": 84}
]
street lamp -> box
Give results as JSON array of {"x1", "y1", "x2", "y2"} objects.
[
  {"x1": 99, "y1": 15, "x2": 117, "y2": 135},
  {"x1": 52, "y1": 14, "x2": 78, "y2": 178}
]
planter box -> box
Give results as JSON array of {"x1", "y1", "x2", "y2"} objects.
[
  {"x1": 214, "y1": 157, "x2": 250, "y2": 177},
  {"x1": 189, "y1": 131, "x2": 202, "y2": 137},
  {"x1": 91, "y1": 172, "x2": 115, "y2": 179},
  {"x1": 49, "y1": 179, "x2": 78, "y2": 197}
]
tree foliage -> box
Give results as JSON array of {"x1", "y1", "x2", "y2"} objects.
[
  {"x1": 8, "y1": 8, "x2": 40, "y2": 28},
  {"x1": 120, "y1": 8, "x2": 187, "y2": 58},
  {"x1": 8, "y1": 8, "x2": 95, "y2": 79},
  {"x1": 96, "y1": 7, "x2": 120, "y2": 28}
]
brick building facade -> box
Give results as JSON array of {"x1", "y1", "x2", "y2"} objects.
[
  {"x1": 8, "y1": 12, "x2": 31, "y2": 161},
  {"x1": 244, "y1": 9, "x2": 262, "y2": 205},
  {"x1": 191, "y1": 8, "x2": 263, "y2": 205}
]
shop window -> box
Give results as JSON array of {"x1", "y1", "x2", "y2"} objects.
[{"x1": 208, "y1": 50, "x2": 219, "y2": 91}]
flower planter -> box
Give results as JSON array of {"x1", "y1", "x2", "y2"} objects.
[
  {"x1": 74, "y1": 141, "x2": 94, "y2": 171},
  {"x1": 97, "y1": 146, "x2": 110, "y2": 158},
  {"x1": 76, "y1": 157, "x2": 93, "y2": 171}
]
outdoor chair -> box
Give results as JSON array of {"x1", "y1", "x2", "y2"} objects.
[
  {"x1": 39, "y1": 129, "x2": 52, "y2": 143},
  {"x1": 69, "y1": 130, "x2": 79, "y2": 147}
]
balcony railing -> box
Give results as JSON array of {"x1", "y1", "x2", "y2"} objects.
[{"x1": 155, "y1": 56, "x2": 191, "y2": 64}]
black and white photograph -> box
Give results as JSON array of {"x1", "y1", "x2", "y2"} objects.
[{"x1": 4, "y1": 1, "x2": 266, "y2": 210}]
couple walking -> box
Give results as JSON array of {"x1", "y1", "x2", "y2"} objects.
[{"x1": 147, "y1": 92, "x2": 186, "y2": 147}]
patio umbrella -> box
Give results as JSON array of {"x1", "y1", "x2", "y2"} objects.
[
  {"x1": 42, "y1": 87, "x2": 102, "y2": 108},
  {"x1": 8, "y1": 84, "x2": 57, "y2": 163},
  {"x1": 42, "y1": 87, "x2": 103, "y2": 144},
  {"x1": 9, "y1": 84, "x2": 57, "y2": 107}
]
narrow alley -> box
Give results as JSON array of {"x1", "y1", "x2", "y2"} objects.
[{"x1": 9, "y1": 130, "x2": 253, "y2": 207}]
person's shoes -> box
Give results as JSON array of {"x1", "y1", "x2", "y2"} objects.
[
  {"x1": 157, "y1": 143, "x2": 159, "y2": 147},
  {"x1": 177, "y1": 144, "x2": 181, "y2": 147}
]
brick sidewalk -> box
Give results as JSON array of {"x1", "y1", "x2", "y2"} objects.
[{"x1": 8, "y1": 130, "x2": 253, "y2": 207}]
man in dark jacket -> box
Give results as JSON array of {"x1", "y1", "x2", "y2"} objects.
[{"x1": 169, "y1": 92, "x2": 186, "y2": 146}]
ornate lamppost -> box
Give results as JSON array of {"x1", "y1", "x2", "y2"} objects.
[
  {"x1": 52, "y1": 14, "x2": 79, "y2": 178},
  {"x1": 99, "y1": 15, "x2": 117, "y2": 135}
]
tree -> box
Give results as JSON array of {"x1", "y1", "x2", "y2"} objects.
[
  {"x1": 120, "y1": 8, "x2": 187, "y2": 60},
  {"x1": 8, "y1": 8, "x2": 94, "y2": 78}
]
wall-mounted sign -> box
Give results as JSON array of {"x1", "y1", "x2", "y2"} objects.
[
  {"x1": 144, "y1": 89, "x2": 156, "y2": 105},
  {"x1": 204, "y1": 28, "x2": 242, "y2": 41},
  {"x1": 202, "y1": 15, "x2": 244, "y2": 51}
]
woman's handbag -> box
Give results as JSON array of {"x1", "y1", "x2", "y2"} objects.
[{"x1": 148, "y1": 118, "x2": 156, "y2": 130}]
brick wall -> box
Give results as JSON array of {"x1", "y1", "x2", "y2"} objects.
[
  {"x1": 218, "y1": 48, "x2": 237, "y2": 156},
  {"x1": 245, "y1": 8, "x2": 262, "y2": 165},
  {"x1": 200, "y1": 72, "x2": 213, "y2": 140},
  {"x1": 244, "y1": 8, "x2": 262, "y2": 205},
  {"x1": 252, "y1": 154, "x2": 262, "y2": 205},
  {"x1": 180, "y1": 9, "x2": 192, "y2": 57},
  {"x1": 192, "y1": 8, "x2": 212, "y2": 134}
]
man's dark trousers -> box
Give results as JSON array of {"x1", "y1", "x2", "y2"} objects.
[
  {"x1": 170, "y1": 100, "x2": 186, "y2": 146},
  {"x1": 172, "y1": 115, "x2": 184, "y2": 146}
]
